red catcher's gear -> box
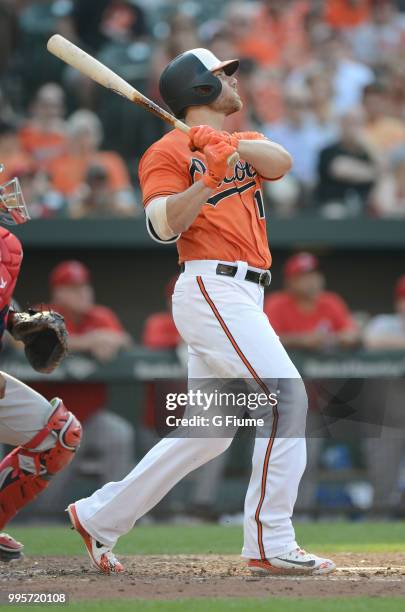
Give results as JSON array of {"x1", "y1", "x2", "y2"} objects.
[
  {"x1": 0, "y1": 398, "x2": 82, "y2": 529},
  {"x1": 0, "y1": 227, "x2": 23, "y2": 339},
  {"x1": 0, "y1": 226, "x2": 23, "y2": 307}
]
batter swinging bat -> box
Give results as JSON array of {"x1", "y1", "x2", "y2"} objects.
[{"x1": 46, "y1": 35, "x2": 239, "y2": 166}]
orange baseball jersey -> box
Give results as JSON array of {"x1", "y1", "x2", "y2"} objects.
[{"x1": 138, "y1": 129, "x2": 274, "y2": 269}]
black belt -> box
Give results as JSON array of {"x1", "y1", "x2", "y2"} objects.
[{"x1": 180, "y1": 263, "x2": 271, "y2": 287}]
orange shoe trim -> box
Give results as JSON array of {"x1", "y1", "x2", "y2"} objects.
[{"x1": 67, "y1": 504, "x2": 107, "y2": 573}]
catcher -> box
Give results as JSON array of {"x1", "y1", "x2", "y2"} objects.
[{"x1": 0, "y1": 166, "x2": 81, "y2": 562}]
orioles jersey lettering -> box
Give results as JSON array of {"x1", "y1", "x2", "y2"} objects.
[{"x1": 138, "y1": 129, "x2": 279, "y2": 269}]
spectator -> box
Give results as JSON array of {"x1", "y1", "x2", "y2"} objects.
[
  {"x1": 265, "y1": 251, "x2": 359, "y2": 514},
  {"x1": 316, "y1": 108, "x2": 378, "y2": 217},
  {"x1": 31, "y1": 260, "x2": 134, "y2": 514},
  {"x1": 265, "y1": 88, "x2": 336, "y2": 192},
  {"x1": 225, "y1": 0, "x2": 310, "y2": 69},
  {"x1": 349, "y1": 0, "x2": 405, "y2": 66},
  {"x1": 69, "y1": 163, "x2": 139, "y2": 218},
  {"x1": 242, "y1": 63, "x2": 285, "y2": 127},
  {"x1": 222, "y1": 2, "x2": 267, "y2": 66},
  {"x1": 18, "y1": 83, "x2": 67, "y2": 168},
  {"x1": 142, "y1": 274, "x2": 183, "y2": 439},
  {"x1": 48, "y1": 109, "x2": 138, "y2": 213},
  {"x1": 143, "y1": 275, "x2": 181, "y2": 350},
  {"x1": 0, "y1": 120, "x2": 33, "y2": 183},
  {"x1": 371, "y1": 146, "x2": 405, "y2": 217},
  {"x1": 364, "y1": 275, "x2": 405, "y2": 349},
  {"x1": 264, "y1": 252, "x2": 359, "y2": 350},
  {"x1": 288, "y1": 31, "x2": 374, "y2": 113},
  {"x1": 306, "y1": 68, "x2": 338, "y2": 129},
  {"x1": 324, "y1": 0, "x2": 371, "y2": 30},
  {"x1": 362, "y1": 82, "x2": 405, "y2": 157},
  {"x1": 48, "y1": 260, "x2": 133, "y2": 361},
  {"x1": 5, "y1": 160, "x2": 67, "y2": 219}
]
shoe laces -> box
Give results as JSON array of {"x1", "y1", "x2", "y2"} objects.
[{"x1": 96, "y1": 543, "x2": 121, "y2": 571}]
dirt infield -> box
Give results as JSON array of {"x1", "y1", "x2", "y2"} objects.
[{"x1": 1, "y1": 553, "x2": 405, "y2": 600}]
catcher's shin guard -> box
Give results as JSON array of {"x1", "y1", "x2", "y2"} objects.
[{"x1": 0, "y1": 398, "x2": 82, "y2": 529}]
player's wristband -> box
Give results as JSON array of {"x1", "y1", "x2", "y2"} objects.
[{"x1": 232, "y1": 131, "x2": 267, "y2": 141}]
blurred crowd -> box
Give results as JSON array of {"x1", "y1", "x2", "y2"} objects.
[{"x1": 0, "y1": 0, "x2": 404, "y2": 218}]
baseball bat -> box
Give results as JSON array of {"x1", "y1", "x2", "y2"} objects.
[{"x1": 47, "y1": 35, "x2": 239, "y2": 166}]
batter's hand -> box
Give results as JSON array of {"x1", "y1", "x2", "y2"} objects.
[
  {"x1": 202, "y1": 141, "x2": 238, "y2": 188},
  {"x1": 189, "y1": 125, "x2": 238, "y2": 152}
]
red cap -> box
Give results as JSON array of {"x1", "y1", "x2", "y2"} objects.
[
  {"x1": 284, "y1": 252, "x2": 319, "y2": 279},
  {"x1": 50, "y1": 260, "x2": 90, "y2": 287},
  {"x1": 395, "y1": 275, "x2": 405, "y2": 300}
]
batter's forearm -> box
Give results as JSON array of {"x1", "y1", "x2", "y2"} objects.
[
  {"x1": 166, "y1": 181, "x2": 214, "y2": 234},
  {"x1": 237, "y1": 140, "x2": 292, "y2": 180}
]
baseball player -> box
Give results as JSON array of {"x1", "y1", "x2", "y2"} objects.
[
  {"x1": 0, "y1": 167, "x2": 82, "y2": 561},
  {"x1": 67, "y1": 49, "x2": 335, "y2": 576}
]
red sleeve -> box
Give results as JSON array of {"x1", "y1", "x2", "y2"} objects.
[
  {"x1": 138, "y1": 148, "x2": 191, "y2": 207},
  {"x1": 142, "y1": 313, "x2": 180, "y2": 349},
  {"x1": 326, "y1": 294, "x2": 356, "y2": 332},
  {"x1": 90, "y1": 307, "x2": 125, "y2": 332},
  {"x1": 263, "y1": 293, "x2": 288, "y2": 334}
]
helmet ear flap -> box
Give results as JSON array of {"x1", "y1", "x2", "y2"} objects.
[{"x1": 159, "y1": 52, "x2": 224, "y2": 118}]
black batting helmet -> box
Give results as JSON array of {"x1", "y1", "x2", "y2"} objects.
[{"x1": 159, "y1": 48, "x2": 239, "y2": 119}]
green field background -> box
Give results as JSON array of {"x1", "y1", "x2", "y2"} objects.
[{"x1": 8, "y1": 521, "x2": 405, "y2": 556}]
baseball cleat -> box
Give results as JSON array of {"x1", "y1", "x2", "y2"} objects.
[
  {"x1": 66, "y1": 503, "x2": 124, "y2": 574},
  {"x1": 0, "y1": 532, "x2": 24, "y2": 562},
  {"x1": 248, "y1": 548, "x2": 336, "y2": 576}
]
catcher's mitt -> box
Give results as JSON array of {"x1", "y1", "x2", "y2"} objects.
[{"x1": 8, "y1": 309, "x2": 68, "y2": 373}]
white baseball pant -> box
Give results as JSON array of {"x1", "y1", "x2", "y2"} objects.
[
  {"x1": 0, "y1": 372, "x2": 55, "y2": 451},
  {"x1": 74, "y1": 260, "x2": 308, "y2": 559}
]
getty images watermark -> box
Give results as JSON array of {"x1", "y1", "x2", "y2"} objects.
[{"x1": 165, "y1": 389, "x2": 279, "y2": 428}]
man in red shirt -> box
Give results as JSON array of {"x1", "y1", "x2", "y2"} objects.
[
  {"x1": 31, "y1": 261, "x2": 134, "y2": 515},
  {"x1": 264, "y1": 252, "x2": 358, "y2": 511},
  {"x1": 264, "y1": 252, "x2": 359, "y2": 350},
  {"x1": 142, "y1": 276, "x2": 181, "y2": 350}
]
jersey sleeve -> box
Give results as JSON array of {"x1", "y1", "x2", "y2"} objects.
[
  {"x1": 263, "y1": 294, "x2": 287, "y2": 333},
  {"x1": 138, "y1": 148, "x2": 191, "y2": 207},
  {"x1": 91, "y1": 307, "x2": 125, "y2": 332},
  {"x1": 142, "y1": 314, "x2": 179, "y2": 349},
  {"x1": 327, "y1": 295, "x2": 356, "y2": 332}
]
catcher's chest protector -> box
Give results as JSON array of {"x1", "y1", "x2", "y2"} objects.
[{"x1": 0, "y1": 227, "x2": 23, "y2": 312}]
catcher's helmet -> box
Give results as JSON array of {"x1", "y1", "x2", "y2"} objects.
[
  {"x1": 0, "y1": 164, "x2": 30, "y2": 225},
  {"x1": 159, "y1": 48, "x2": 239, "y2": 118}
]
